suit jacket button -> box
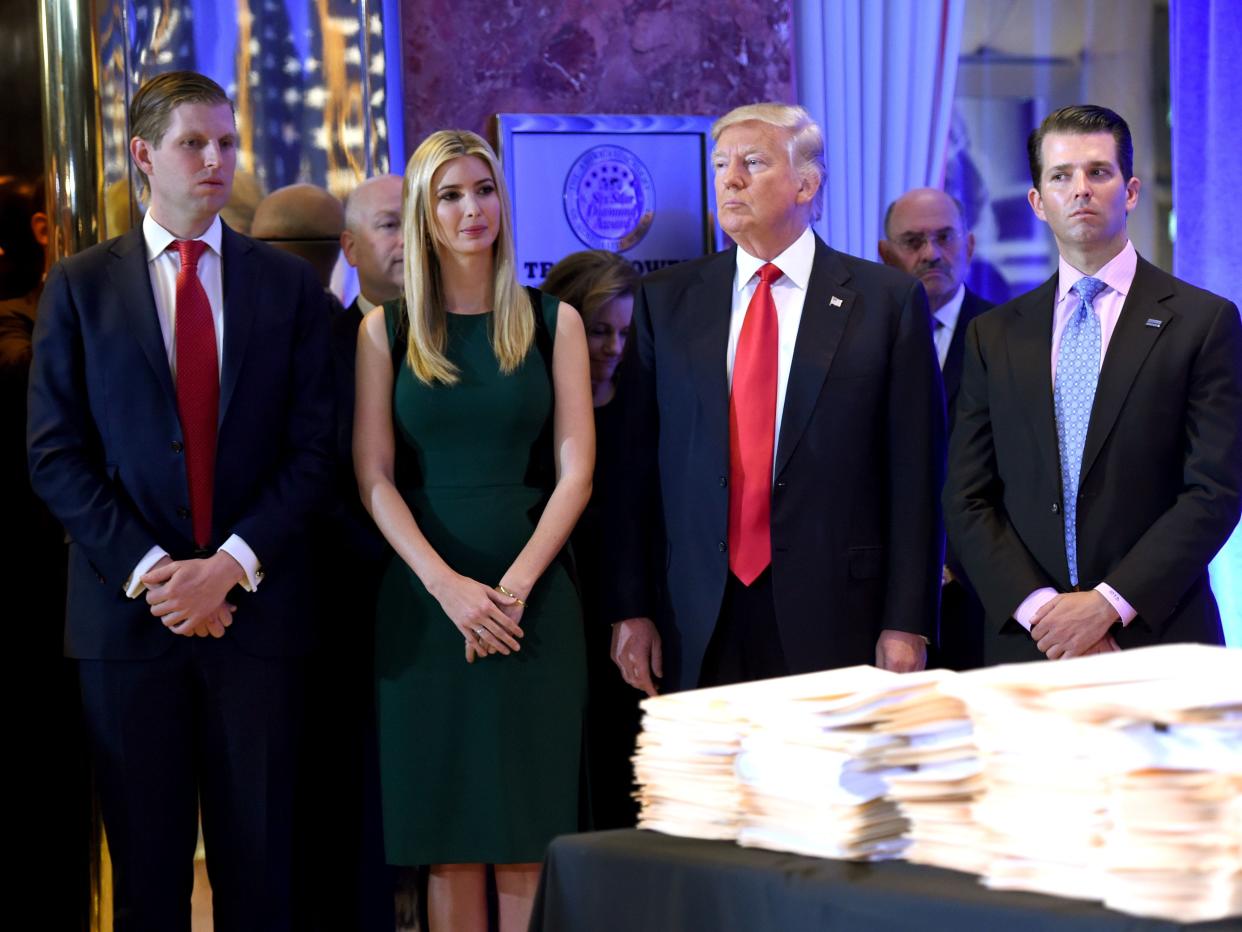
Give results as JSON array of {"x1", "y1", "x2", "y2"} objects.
[
  {"x1": 719, "y1": 475, "x2": 727, "y2": 487},
  {"x1": 718, "y1": 541, "x2": 727, "y2": 552},
  {"x1": 776, "y1": 479, "x2": 787, "y2": 489},
  {"x1": 177, "y1": 506, "x2": 190, "y2": 519},
  {"x1": 1051, "y1": 502, "x2": 1060, "y2": 514},
  {"x1": 171, "y1": 440, "x2": 183, "y2": 453}
]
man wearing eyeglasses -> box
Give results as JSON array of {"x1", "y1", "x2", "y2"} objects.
[{"x1": 880, "y1": 188, "x2": 994, "y2": 670}]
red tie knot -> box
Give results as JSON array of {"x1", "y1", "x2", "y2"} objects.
[
  {"x1": 174, "y1": 239, "x2": 208, "y2": 270},
  {"x1": 757, "y1": 263, "x2": 783, "y2": 287}
]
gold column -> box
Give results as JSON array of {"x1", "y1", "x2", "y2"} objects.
[{"x1": 38, "y1": 0, "x2": 106, "y2": 262}]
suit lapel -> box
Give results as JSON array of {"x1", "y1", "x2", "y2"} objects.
[
  {"x1": 774, "y1": 240, "x2": 852, "y2": 478},
  {"x1": 110, "y1": 227, "x2": 177, "y2": 401},
  {"x1": 942, "y1": 289, "x2": 986, "y2": 408},
  {"x1": 685, "y1": 250, "x2": 736, "y2": 459},
  {"x1": 1080, "y1": 257, "x2": 1175, "y2": 483},
  {"x1": 1008, "y1": 274, "x2": 1060, "y2": 479},
  {"x1": 218, "y1": 224, "x2": 256, "y2": 426}
]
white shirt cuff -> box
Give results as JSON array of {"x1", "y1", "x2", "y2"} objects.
[
  {"x1": 125, "y1": 545, "x2": 170, "y2": 598},
  {"x1": 219, "y1": 534, "x2": 263, "y2": 591},
  {"x1": 1013, "y1": 587, "x2": 1059, "y2": 632},
  {"x1": 1095, "y1": 583, "x2": 1137, "y2": 626}
]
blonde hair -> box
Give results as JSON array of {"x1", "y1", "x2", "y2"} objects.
[
  {"x1": 711, "y1": 103, "x2": 826, "y2": 221},
  {"x1": 400, "y1": 130, "x2": 532, "y2": 384}
]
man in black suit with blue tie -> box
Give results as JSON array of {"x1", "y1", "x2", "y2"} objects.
[
  {"x1": 607, "y1": 103, "x2": 946, "y2": 694},
  {"x1": 880, "y1": 187, "x2": 994, "y2": 670},
  {"x1": 944, "y1": 105, "x2": 1242, "y2": 665},
  {"x1": 27, "y1": 71, "x2": 333, "y2": 931}
]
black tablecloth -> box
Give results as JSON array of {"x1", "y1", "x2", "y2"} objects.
[{"x1": 531, "y1": 830, "x2": 1241, "y2": 931}]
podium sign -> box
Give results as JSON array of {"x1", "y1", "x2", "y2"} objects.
[{"x1": 495, "y1": 114, "x2": 723, "y2": 286}]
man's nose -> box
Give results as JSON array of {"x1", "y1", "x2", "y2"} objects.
[{"x1": 722, "y1": 157, "x2": 746, "y2": 190}]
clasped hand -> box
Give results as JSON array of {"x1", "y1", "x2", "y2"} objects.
[
  {"x1": 142, "y1": 553, "x2": 241, "y2": 638},
  {"x1": 1030, "y1": 590, "x2": 1120, "y2": 659},
  {"x1": 429, "y1": 572, "x2": 525, "y2": 663}
]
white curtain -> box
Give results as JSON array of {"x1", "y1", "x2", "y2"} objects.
[{"x1": 795, "y1": 0, "x2": 965, "y2": 259}]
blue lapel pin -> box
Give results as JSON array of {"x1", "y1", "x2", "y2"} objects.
[{"x1": 1145, "y1": 318, "x2": 1162, "y2": 329}]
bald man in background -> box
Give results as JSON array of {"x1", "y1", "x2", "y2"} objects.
[
  {"x1": 880, "y1": 188, "x2": 994, "y2": 670},
  {"x1": 301, "y1": 175, "x2": 405, "y2": 931},
  {"x1": 253, "y1": 177, "x2": 396, "y2": 929},
  {"x1": 251, "y1": 182, "x2": 345, "y2": 289}
]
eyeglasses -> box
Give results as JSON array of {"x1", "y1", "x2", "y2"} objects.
[{"x1": 892, "y1": 228, "x2": 960, "y2": 253}]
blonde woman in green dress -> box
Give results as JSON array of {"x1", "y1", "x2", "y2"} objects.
[{"x1": 354, "y1": 130, "x2": 594, "y2": 932}]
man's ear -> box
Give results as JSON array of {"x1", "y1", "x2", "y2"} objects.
[
  {"x1": 1027, "y1": 186, "x2": 1046, "y2": 222},
  {"x1": 877, "y1": 239, "x2": 896, "y2": 268},
  {"x1": 31, "y1": 211, "x2": 50, "y2": 249},
  {"x1": 130, "y1": 136, "x2": 155, "y2": 177},
  {"x1": 795, "y1": 170, "x2": 821, "y2": 209}
]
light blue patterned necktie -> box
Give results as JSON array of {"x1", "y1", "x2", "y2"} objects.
[{"x1": 1054, "y1": 275, "x2": 1107, "y2": 586}]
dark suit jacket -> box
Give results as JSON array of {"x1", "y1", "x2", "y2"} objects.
[
  {"x1": 27, "y1": 222, "x2": 334, "y2": 660},
  {"x1": 608, "y1": 234, "x2": 947, "y2": 691},
  {"x1": 944, "y1": 256, "x2": 1242, "y2": 664},
  {"x1": 941, "y1": 288, "x2": 994, "y2": 424},
  {"x1": 935, "y1": 287, "x2": 994, "y2": 671}
]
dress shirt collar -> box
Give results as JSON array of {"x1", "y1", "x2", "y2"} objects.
[
  {"x1": 354, "y1": 291, "x2": 378, "y2": 315},
  {"x1": 143, "y1": 210, "x2": 223, "y2": 263},
  {"x1": 1056, "y1": 238, "x2": 1137, "y2": 305},
  {"x1": 734, "y1": 225, "x2": 816, "y2": 293},
  {"x1": 934, "y1": 284, "x2": 966, "y2": 333}
]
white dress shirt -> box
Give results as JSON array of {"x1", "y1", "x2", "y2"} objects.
[
  {"x1": 1013, "y1": 239, "x2": 1140, "y2": 631},
  {"x1": 124, "y1": 211, "x2": 262, "y2": 597},
  {"x1": 932, "y1": 284, "x2": 966, "y2": 370},
  {"x1": 726, "y1": 225, "x2": 817, "y2": 463}
]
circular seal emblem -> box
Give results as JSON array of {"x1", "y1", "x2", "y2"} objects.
[{"x1": 563, "y1": 145, "x2": 655, "y2": 251}]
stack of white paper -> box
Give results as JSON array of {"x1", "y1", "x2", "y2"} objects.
[
  {"x1": 877, "y1": 686, "x2": 987, "y2": 875},
  {"x1": 632, "y1": 685, "x2": 749, "y2": 840},
  {"x1": 734, "y1": 666, "x2": 941, "y2": 859},
  {"x1": 943, "y1": 644, "x2": 1242, "y2": 921}
]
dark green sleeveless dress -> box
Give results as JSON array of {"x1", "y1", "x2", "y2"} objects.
[{"x1": 376, "y1": 296, "x2": 586, "y2": 865}]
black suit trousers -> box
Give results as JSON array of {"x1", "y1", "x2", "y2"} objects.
[{"x1": 79, "y1": 637, "x2": 306, "y2": 932}]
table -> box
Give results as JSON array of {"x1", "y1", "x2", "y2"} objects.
[{"x1": 530, "y1": 830, "x2": 1240, "y2": 931}]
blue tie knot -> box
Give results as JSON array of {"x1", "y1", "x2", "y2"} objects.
[{"x1": 1071, "y1": 276, "x2": 1107, "y2": 308}]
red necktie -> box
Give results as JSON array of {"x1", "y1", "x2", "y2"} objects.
[
  {"x1": 173, "y1": 239, "x2": 218, "y2": 548},
  {"x1": 728, "y1": 262, "x2": 782, "y2": 585}
]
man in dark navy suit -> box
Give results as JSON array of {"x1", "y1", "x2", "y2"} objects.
[
  {"x1": 607, "y1": 103, "x2": 946, "y2": 694},
  {"x1": 27, "y1": 71, "x2": 333, "y2": 931},
  {"x1": 880, "y1": 187, "x2": 994, "y2": 670},
  {"x1": 944, "y1": 105, "x2": 1242, "y2": 665}
]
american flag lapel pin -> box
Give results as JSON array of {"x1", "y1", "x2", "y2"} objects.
[
  {"x1": 830, "y1": 296, "x2": 844, "y2": 307},
  {"x1": 1145, "y1": 318, "x2": 1162, "y2": 328}
]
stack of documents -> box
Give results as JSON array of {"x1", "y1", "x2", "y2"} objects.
[
  {"x1": 632, "y1": 683, "x2": 749, "y2": 840},
  {"x1": 877, "y1": 683, "x2": 987, "y2": 875},
  {"x1": 734, "y1": 666, "x2": 938, "y2": 859},
  {"x1": 943, "y1": 644, "x2": 1242, "y2": 921}
]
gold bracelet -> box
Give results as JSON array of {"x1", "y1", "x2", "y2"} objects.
[{"x1": 496, "y1": 584, "x2": 527, "y2": 606}]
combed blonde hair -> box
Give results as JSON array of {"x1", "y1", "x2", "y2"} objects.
[
  {"x1": 711, "y1": 103, "x2": 826, "y2": 221},
  {"x1": 401, "y1": 130, "x2": 532, "y2": 384}
]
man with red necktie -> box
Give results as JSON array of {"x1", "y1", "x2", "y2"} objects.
[
  {"x1": 607, "y1": 102, "x2": 946, "y2": 693},
  {"x1": 28, "y1": 71, "x2": 333, "y2": 931}
]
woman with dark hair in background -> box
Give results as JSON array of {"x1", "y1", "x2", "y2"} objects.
[
  {"x1": 542, "y1": 249, "x2": 642, "y2": 830},
  {"x1": 354, "y1": 130, "x2": 593, "y2": 932}
]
